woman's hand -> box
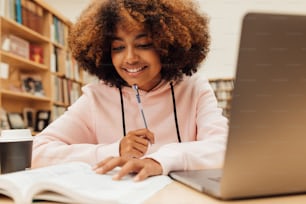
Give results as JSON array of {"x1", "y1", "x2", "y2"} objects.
[
  {"x1": 93, "y1": 156, "x2": 162, "y2": 181},
  {"x1": 119, "y1": 128, "x2": 154, "y2": 158}
]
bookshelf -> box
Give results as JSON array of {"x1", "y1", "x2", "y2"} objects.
[
  {"x1": 209, "y1": 78, "x2": 234, "y2": 118},
  {"x1": 0, "y1": 0, "x2": 83, "y2": 133}
]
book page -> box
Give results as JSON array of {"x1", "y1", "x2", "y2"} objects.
[
  {"x1": 33, "y1": 167, "x2": 172, "y2": 204},
  {"x1": 0, "y1": 162, "x2": 91, "y2": 204}
]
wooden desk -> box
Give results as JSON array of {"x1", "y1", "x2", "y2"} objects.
[
  {"x1": 1, "y1": 181, "x2": 306, "y2": 203},
  {"x1": 146, "y1": 182, "x2": 306, "y2": 203}
]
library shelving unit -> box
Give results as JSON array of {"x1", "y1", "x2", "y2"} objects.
[
  {"x1": 209, "y1": 78, "x2": 234, "y2": 118},
  {"x1": 0, "y1": 0, "x2": 83, "y2": 134}
]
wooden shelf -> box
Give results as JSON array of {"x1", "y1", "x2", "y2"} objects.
[
  {"x1": 0, "y1": 0, "x2": 83, "y2": 132},
  {"x1": 1, "y1": 89, "x2": 51, "y2": 102},
  {"x1": 0, "y1": 51, "x2": 48, "y2": 72},
  {"x1": 0, "y1": 16, "x2": 49, "y2": 43}
]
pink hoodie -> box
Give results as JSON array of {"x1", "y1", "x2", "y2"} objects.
[{"x1": 32, "y1": 74, "x2": 228, "y2": 175}]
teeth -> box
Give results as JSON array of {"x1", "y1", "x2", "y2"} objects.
[{"x1": 126, "y1": 67, "x2": 144, "y2": 73}]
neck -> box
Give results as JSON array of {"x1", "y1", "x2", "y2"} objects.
[{"x1": 145, "y1": 78, "x2": 163, "y2": 92}]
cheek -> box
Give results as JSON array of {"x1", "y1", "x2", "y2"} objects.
[
  {"x1": 111, "y1": 53, "x2": 120, "y2": 68},
  {"x1": 151, "y1": 54, "x2": 162, "y2": 69}
]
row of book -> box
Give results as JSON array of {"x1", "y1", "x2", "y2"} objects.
[
  {"x1": 210, "y1": 79, "x2": 234, "y2": 91},
  {"x1": 0, "y1": 0, "x2": 44, "y2": 34},
  {"x1": 1, "y1": 34, "x2": 44, "y2": 64},
  {"x1": 51, "y1": 16, "x2": 67, "y2": 46},
  {"x1": 65, "y1": 53, "x2": 81, "y2": 81},
  {"x1": 209, "y1": 79, "x2": 234, "y2": 118},
  {"x1": 52, "y1": 105, "x2": 66, "y2": 121},
  {"x1": 0, "y1": 0, "x2": 67, "y2": 46},
  {"x1": 1, "y1": 34, "x2": 79, "y2": 81},
  {"x1": 50, "y1": 47, "x2": 81, "y2": 81},
  {"x1": 52, "y1": 75, "x2": 82, "y2": 106}
]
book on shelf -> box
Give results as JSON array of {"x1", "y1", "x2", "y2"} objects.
[
  {"x1": 1, "y1": 34, "x2": 29, "y2": 59},
  {"x1": 65, "y1": 54, "x2": 81, "y2": 81},
  {"x1": 209, "y1": 78, "x2": 234, "y2": 118},
  {"x1": 62, "y1": 78, "x2": 69, "y2": 104},
  {"x1": 0, "y1": 161, "x2": 172, "y2": 204},
  {"x1": 51, "y1": 75, "x2": 65, "y2": 103},
  {"x1": 50, "y1": 46, "x2": 59, "y2": 72},
  {"x1": 72, "y1": 58, "x2": 81, "y2": 81},
  {"x1": 51, "y1": 16, "x2": 66, "y2": 46},
  {"x1": 0, "y1": 62, "x2": 9, "y2": 79},
  {"x1": 52, "y1": 105, "x2": 66, "y2": 121},
  {"x1": 29, "y1": 44, "x2": 44, "y2": 64},
  {"x1": 21, "y1": 0, "x2": 43, "y2": 34},
  {"x1": 64, "y1": 52, "x2": 72, "y2": 78},
  {"x1": 0, "y1": 0, "x2": 16, "y2": 20},
  {"x1": 15, "y1": 0, "x2": 22, "y2": 24},
  {"x1": 52, "y1": 75, "x2": 82, "y2": 106},
  {"x1": 66, "y1": 80, "x2": 81, "y2": 105},
  {"x1": 0, "y1": 0, "x2": 6, "y2": 17},
  {"x1": 8, "y1": 0, "x2": 15, "y2": 20},
  {"x1": 21, "y1": 0, "x2": 28, "y2": 27}
]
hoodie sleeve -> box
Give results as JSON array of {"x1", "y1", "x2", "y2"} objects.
[{"x1": 31, "y1": 85, "x2": 120, "y2": 168}]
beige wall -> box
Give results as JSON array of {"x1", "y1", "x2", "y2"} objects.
[
  {"x1": 198, "y1": 0, "x2": 306, "y2": 79},
  {"x1": 43, "y1": 0, "x2": 90, "y2": 22}
]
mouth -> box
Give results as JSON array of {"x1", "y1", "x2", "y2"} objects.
[{"x1": 123, "y1": 66, "x2": 147, "y2": 73}]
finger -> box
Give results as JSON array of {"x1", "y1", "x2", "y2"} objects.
[
  {"x1": 132, "y1": 139, "x2": 149, "y2": 153},
  {"x1": 93, "y1": 156, "x2": 114, "y2": 170},
  {"x1": 121, "y1": 137, "x2": 149, "y2": 155},
  {"x1": 134, "y1": 159, "x2": 162, "y2": 181},
  {"x1": 134, "y1": 168, "x2": 149, "y2": 182},
  {"x1": 112, "y1": 159, "x2": 141, "y2": 180},
  {"x1": 126, "y1": 129, "x2": 155, "y2": 144},
  {"x1": 142, "y1": 130, "x2": 155, "y2": 144},
  {"x1": 95, "y1": 157, "x2": 127, "y2": 174},
  {"x1": 120, "y1": 139, "x2": 145, "y2": 157},
  {"x1": 133, "y1": 136, "x2": 147, "y2": 145}
]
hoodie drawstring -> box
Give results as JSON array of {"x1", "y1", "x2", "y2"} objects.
[{"x1": 119, "y1": 83, "x2": 182, "y2": 143}]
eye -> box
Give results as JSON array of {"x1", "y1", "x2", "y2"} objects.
[
  {"x1": 112, "y1": 46, "x2": 125, "y2": 51},
  {"x1": 137, "y1": 43, "x2": 153, "y2": 49}
]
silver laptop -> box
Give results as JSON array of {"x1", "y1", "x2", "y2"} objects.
[{"x1": 169, "y1": 12, "x2": 306, "y2": 200}]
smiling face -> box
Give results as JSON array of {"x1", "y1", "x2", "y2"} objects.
[{"x1": 111, "y1": 24, "x2": 162, "y2": 91}]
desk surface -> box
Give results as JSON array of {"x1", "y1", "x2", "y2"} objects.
[{"x1": 1, "y1": 181, "x2": 306, "y2": 204}]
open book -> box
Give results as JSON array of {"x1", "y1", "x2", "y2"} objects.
[{"x1": 0, "y1": 162, "x2": 172, "y2": 204}]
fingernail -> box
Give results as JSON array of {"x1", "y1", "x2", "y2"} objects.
[
  {"x1": 134, "y1": 175, "x2": 140, "y2": 182},
  {"x1": 95, "y1": 167, "x2": 104, "y2": 173},
  {"x1": 112, "y1": 174, "x2": 120, "y2": 180}
]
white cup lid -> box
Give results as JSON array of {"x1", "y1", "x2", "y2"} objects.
[{"x1": 0, "y1": 129, "x2": 33, "y2": 142}]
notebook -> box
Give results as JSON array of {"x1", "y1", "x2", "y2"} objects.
[{"x1": 169, "y1": 12, "x2": 306, "y2": 200}]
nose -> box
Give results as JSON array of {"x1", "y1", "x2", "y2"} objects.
[{"x1": 125, "y1": 47, "x2": 139, "y2": 64}]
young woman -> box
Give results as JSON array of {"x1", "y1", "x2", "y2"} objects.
[{"x1": 32, "y1": 0, "x2": 228, "y2": 181}]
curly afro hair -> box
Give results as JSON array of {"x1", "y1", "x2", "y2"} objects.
[{"x1": 68, "y1": 0, "x2": 210, "y2": 87}]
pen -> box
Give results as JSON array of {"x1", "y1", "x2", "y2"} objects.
[{"x1": 132, "y1": 84, "x2": 148, "y2": 129}]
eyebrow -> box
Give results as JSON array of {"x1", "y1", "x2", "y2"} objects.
[{"x1": 112, "y1": 33, "x2": 148, "y2": 41}]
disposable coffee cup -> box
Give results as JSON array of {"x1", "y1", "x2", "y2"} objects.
[{"x1": 0, "y1": 129, "x2": 33, "y2": 174}]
